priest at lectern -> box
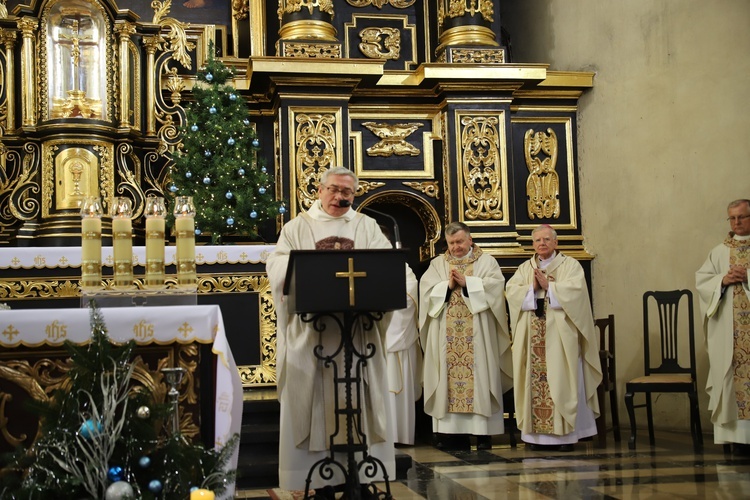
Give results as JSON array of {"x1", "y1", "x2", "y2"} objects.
[{"x1": 266, "y1": 166, "x2": 415, "y2": 492}]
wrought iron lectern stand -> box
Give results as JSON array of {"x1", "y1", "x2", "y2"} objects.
[{"x1": 283, "y1": 249, "x2": 406, "y2": 500}]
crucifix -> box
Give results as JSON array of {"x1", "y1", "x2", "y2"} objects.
[{"x1": 335, "y1": 257, "x2": 367, "y2": 307}]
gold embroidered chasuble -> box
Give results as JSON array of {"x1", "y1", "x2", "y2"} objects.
[
  {"x1": 506, "y1": 252, "x2": 602, "y2": 436},
  {"x1": 727, "y1": 236, "x2": 750, "y2": 419}
]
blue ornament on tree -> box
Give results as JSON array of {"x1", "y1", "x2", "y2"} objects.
[
  {"x1": 261, "y1": 166, "x2": 267, "y2": 173},
  {"x1": 209, "y1": 106, "x2": 217, "y2": 114},
  {"x1": 169, "y1": 184, "x2": 178, "y2": 193},
  {"x1": 226, "y1": 217, "x2": 234, "y2": 225},
  {"x1": 186, "y1": 171, "x2": 192, "y2": 179},
  {"x1": 148, "y1": 480, "x2": 163, "y2": 493},
  {"x1": 204, "y1": 150, "x2": 212, "y2": 157},
  {"x1": 227, "y1": 137, "x2": 235, "y2": 146},
  {"x1": 279, "y1": 206, "x2": 287, "y2": 214},
  {"x1": 107, "y1": 466, "x2": 124, "y2": 482},
  {"x1": 195, "y1": 228, "x2": 202, "y2": 236},
  {"x1": 258, "y1": 187, "x2": 266, "y2": 194},
  {"x1": 205, "y1": 72, "x2": 213, "y2": 82},
  {"x1": 252, "y1": 138, "x2": 260, "y2": 147},
  {"x1": 190, "y1": 124, "x2": 198, "y2": 132},
  {"x1": 225, "y1": 191, "x2": 233, "y2": 199},
  {"x1": 243, "y1": 118, "x2": 250, "y2": 126},
  {"x1": 229, "y1": 93, "x2": 237, "y2": 101},
  {"x1": 79, "y1": 419, "x2": 102, "y2": 440},
  {"x1": 203, "y1": 176, "x2": 211, "y2": 185},
  {"x1": 238, "y1": 168, "x2": 245, "y2": 176},
  {"x1": 139, "y1": 456, "x2": 151, "y2": 468},
  {"x1": 250, "y1": 210, "x2": 257, "y2": 219}
]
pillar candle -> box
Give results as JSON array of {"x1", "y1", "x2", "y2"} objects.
[
  {"x1": 175, "y1": 215, "x2": 196, "y2": 287},
  {"x1": 190, "y1": 489, "x2": 215, "y2": 500},
  {"x1": 112, "y1": 216, "x2": 133, "y2": 288},
  {"x1": 145, "y1": 216, "x2": 166, "y2": 288},
  {"x1": 80, "y1": 216, "x2": 102, "y2": 290}
]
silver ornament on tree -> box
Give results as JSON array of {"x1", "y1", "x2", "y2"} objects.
[
  {"x1": 161, "y1": 367, "x2": 187, "y2": 436},
  {"x1": 105, "y1": 480, "x2": 135, "y2": 500},
  {"x1": 136, "y1": 406, "x2": 151, "y2": 419}
]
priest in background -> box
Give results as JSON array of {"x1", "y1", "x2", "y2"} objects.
[
  {"x1": 506, "y1": 224, "x2": 601, "y2": 451},
  {"x1": 419, "y1": 222, "x2": 512, "y2": 451},
  {"x1": 266, "y1": 166, "x2": 407, "y2": 493},
  {"x1": 696, "y1": 198, "x2": 750, "y2": 455}
]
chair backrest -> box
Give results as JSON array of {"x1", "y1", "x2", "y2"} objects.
[
  {"x1": 595, "y1": 314, "x2": 616, "y2": 387},
  {"x1": 642, "y1": 290, "x2": 696, "y2": 377}
]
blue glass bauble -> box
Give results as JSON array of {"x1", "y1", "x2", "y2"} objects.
[
  {"x1": 252, "y1": 138, "x2": 260, "y2": 147},
  {"x1": 229, "y1": 93, "x2": 237, "y2": 101},
  {"x1": 226, "y1": 217, "x2": 234, "y2": 225},
  {"x1": 79, "y1": 419, "x2": 102, "y2": 440},
  {"x1": 148, "y1": 480, "x2": 163, "y2": 493},
  {"x1": 258, "y1": 187, "x2": 266, "y2": 194},
  {"x1": 205, "y1": 72, "x2": 213, "y2": 82},
  {"x1": 204, "y1": 150, "x2": 212, "y2": 157},
  {"x1": 190, "y1": 124, "x2": 198, "y2": 132},
  {"x1": 139, "y1": 456, "x2": 151, "y2": 469},
  {"x1": 243, "y1": 118, "x2": 250, "y2": 126},
  {"x1": 238, "y1": 168, "x2": 245, "y2": 176},
  {"x1": 225, "y1": 191, "x2": 233, "y2": 199},
  {"x1": 195, "y1": 228, "x2": 202, "y2": 236},
  {"x1": 250, "y1": 210, "x2": 257, "y2": 219},
  {"x1": 279, "y1": 206, "x2": 287, "y2": 214},
  {"x1": 203, "y1": 177, "x2": 211, "y2": 185},
  {"x1": 105, "y1": 481, "x2": 134, "y2": 500},
  {"x1": 186, "y1": 171, "x2": 192, "y2": 179},
  {"x1": 227, "y1": 137, "x2": 235, "y2": 146},
  {"x1": 209, "y1": 106, "x2": 217, "y2": 114},
  {"x1": 169, "y1": 184, "x2": 178, "y2": 193},
  {"x1": 107, "y1": 466, "x2": 124, "y2": 482},
  {"x1": 261, "y1": 166, "x2": 267, "y2": 173}
]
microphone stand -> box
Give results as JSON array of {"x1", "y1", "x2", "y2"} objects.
[{"x1": 341, "y1": 201, "x2": 402, "y2": 249}]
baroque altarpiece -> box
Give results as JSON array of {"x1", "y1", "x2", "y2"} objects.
[{"x1": 0, "y1": 0, "x2": 593, "y2": 412}]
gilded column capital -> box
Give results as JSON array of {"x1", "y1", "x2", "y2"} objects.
[
  {"x1": 142, "y1": 34, "x2": 163, "y2": 54},
  {"x1": 114, "y1": 21, "x2": 137, "y2": 38},
  {"x1": 232, "y1": 0, "x2": 250, "y2": 21},
  {"x1": 435, "y1": 0, "x2": 503, "y2": 63},
  {"x1": 16, "y1": 17, "x2": 38, "y2": 35},
  {"x1": 0, "y1": 29, "x2": 17, "y2": 47}
]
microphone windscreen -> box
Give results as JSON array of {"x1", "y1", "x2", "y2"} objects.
[{"x1": 338, "y1": 200, "x2": 351, "y2": 207}]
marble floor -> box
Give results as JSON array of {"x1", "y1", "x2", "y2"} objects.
[{"x1": 234, "y1": 431, "x2": 750, "y2": 499}]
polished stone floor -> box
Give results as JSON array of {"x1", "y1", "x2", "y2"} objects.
[{"x1": 235, "y1": 430, "x2": 750, "y2": 499}]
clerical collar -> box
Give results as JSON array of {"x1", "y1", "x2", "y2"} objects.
[
  {"x1": 308, "y1": 200, "x2": 357, "y2": 222},
  {"x1": 733, "y1": 233, "x2": 750, "y2": 241},
  {"x1": 538, "y1": 252, "x2": 557, "y2": 268}
]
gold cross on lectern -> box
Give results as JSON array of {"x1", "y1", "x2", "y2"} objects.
[{"x1": 335, "y1": 257, "x2": 367, "y2": 307}]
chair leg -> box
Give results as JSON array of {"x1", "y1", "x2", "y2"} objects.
[
  {"x1": 596, "y1": 385, "x2": 607, "y2": 448},
  {"x1": 723, "y1": 444, "x2": 731, "y2": 455},
  {"x1": 646, "y1": 393, "x2": 655, "y2": 446},
  {"x1": 688, "y1": 391, "x2": 703, "y2": 453},
  {"x1": 610, "y1": 387, "x2": 621, "y2": 442},
  {"x1": 625, "y1": 390, "x2": 636, "y2": 450}
]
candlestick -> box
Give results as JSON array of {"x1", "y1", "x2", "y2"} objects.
[
  {"x1": 110, "y1": 197, "x2": 134, "y2": 289},
  {"x1": 190, "y1": 489, "x2": 215, "y2": 499},
  {"x1": 144, "y1": 196, "x2": 167, "y2": 288},
  {"x1": 174, "y1": 196, "x2": 197, "y2": 289},
  {"x1": 80, "y1": 197, "x2": 103, "y2": 291}
]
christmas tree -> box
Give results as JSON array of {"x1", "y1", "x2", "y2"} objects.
[
  {"x1": 169, "y1": 44, "x2": 285, "y2": 244},
  {"x1": 0, "y1": 304, "x2": 237, "y2": 499}
]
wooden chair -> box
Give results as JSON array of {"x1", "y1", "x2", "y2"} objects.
[
  {"x1": 624, "y1": 290, "x2": 703, "y2": 452},
  {"x1": 595, "y1": 314, "x2": 620, "y2": 448},
  {"x1": 503, "y1": 389, "x2": 518, "y2": 448}
]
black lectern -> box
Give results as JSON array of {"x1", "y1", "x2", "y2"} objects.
[{"x1": 285, "y1": 249, "x2": 406, "y2": 500}]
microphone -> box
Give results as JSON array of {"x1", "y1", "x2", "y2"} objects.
[
  {"x1": 338, "y1": 200, "x2": 351, "y2": 208},
  {"x1": 360, "y1": 205, "x2": 402, "y2": 249}
]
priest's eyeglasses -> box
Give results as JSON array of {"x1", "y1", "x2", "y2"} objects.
[
  {"x1": 323, "y1": 185, "x2": 355, "y2": 197},
  {"x1": 727, "y1": 215, "x2": 750, "y2": 222}
]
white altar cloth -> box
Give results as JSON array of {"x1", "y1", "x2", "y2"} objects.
[
  {"x1": 0, "y1": 304, "x2": 242, "y2": 499},
  {"x1": 0, "y1": 244, "x2": 275, "y2": 269}
]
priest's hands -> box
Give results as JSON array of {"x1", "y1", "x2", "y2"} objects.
[
  {"x1": 449, "y1": 269, "x2": 466, "y2": 289},
  {"x1": 533, "y1": 269, "x2": 550, "y2": 291},
  {"x1": 723, "y1": 265, "x2": 748, "y2": 286}
]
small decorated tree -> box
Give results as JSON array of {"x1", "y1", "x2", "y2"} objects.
[
  {"x1": 169, "y1": 44, "x2": 285, "y2": 243},
  {"x1": 0, "y1": 305, "x2": 237, "y2": 499}
]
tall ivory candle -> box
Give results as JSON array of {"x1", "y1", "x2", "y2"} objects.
[
  {"x1": 175, "y1": 215, "x2": 196, "y2": 287},
  {"x1": 80, "y1": 216, "x2": 102, "y2": 290},
  {"x1": 112, "y1": 216, "x2": 133, "y2": 288},
  {"x1": 145, "y1": 216, "x2": 166, "y2": 288}
]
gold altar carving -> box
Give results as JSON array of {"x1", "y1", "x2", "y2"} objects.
[
  {"x1": 358, "y1": 27, "x2": 400, "y2": 60},
  {"x1": 54, "y1": 147, "x2": 99, "y2": 210},
  {"x1": 403, "y1": 181, "x2": 440, "y2": 199},
  {"x1": 524, "y1": 128, "x2": 561, "y2": 220},
  {"x1": 347, "y1": 0, "x2": 416, "y2": 7},
  {"x1": 362, "y1": 121, "x2": 422, "y2": 157}
]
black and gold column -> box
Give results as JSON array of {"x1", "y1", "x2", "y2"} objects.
[
  {"x1": 435, "y1": 0, "x2": 505, "y2": 63},
  {"x1": 276, "y1": 0, "x2": 340, "y2": 58}
]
